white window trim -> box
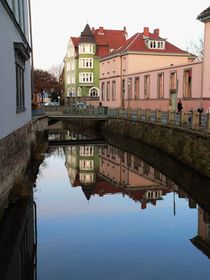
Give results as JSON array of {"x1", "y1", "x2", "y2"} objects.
[
  {"x1": 79, "y1": 58, "x2": 93, "y2": 69},
  {"x1": 79, "y1": 44, "x2": 94, "y2": 54},
  {"x1": 79, "y1": 72, "x2": 93, "y2": 83}
]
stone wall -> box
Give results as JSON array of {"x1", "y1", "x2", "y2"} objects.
[
  {"x1": 0, "y1": 116, "x2": 48, "y2": 206},
  {"x1": 105, "y1": 119, "x2": 210, "y2": 177}
]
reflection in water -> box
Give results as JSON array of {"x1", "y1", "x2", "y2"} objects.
[
  {"x1": 0, "y1": 136, "x2": 47, "y2": 280},
  {"x1": 191, "y1": 208, "x2": 210, "y2": 259},
  {"x1": 2, "y1": 129, "x2": 210, "y2": 279},
  {"x1": 0, "y1": 185, "x2": 37, "y2": 280},
  {"x1": 62, "y1": 131, "x2": 210, "y2": 262}
]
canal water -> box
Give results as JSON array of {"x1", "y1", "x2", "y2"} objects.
[{"x1": 1, "y1": 129, "x2": 210, "y2": 280}]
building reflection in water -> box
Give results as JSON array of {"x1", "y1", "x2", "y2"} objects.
[
  {"x1": 0, "y1": 184, "x2": 37, "y2": 280},
  {"x1": 191, "y1": 208, "x2": 210, "y2": 259},
  {"x1": 63, "y1": 135, "x2": 210, "y2": 259},
  {"x1": 64, "y1": 142, "x2": 174, "y2": 210},
  {"x1": 0, "y1": 136, "x2": 47, "y2": 280}
]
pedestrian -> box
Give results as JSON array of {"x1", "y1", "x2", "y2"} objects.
[
  {"x1": 188, "y1": 108, "x2": 193, "y2": 123},
  {"x1": 197, "y1": 107, "x2": 204, "y2": 125},
  {"x1": 177, "y1": 100, "x2": 183, "y2": 113}
]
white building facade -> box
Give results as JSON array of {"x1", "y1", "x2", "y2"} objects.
[
  {"x1": 0, "y1": 0, "x2": 33, "y2": 203},
  {"x1": 0, "y1": 0, "x2": 32, "y2": 140}
]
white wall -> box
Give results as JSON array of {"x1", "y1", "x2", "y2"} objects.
[{"x1": 0, "y1": 1, "x2": 32, "y2": 140}]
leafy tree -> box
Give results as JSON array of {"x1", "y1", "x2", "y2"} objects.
[{"x1": 34, "y1": 68, "x2": 63, "y2": 93}]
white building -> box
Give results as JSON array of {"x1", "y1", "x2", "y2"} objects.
[
  {"x1": 0, "y1": 0, "x2": 32, "y2": 140},
  {"x1": 0, "y1": 0, "x2": 33, "y2": 201}
]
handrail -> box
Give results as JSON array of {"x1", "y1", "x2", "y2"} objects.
[{"x1": 40, "y1": 105, "x2": 210, "y2": 134}]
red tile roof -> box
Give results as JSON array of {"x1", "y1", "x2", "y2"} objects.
[
  {"x1": 70, "y1": 26, "x2": 127, "y2": 57},
  {"x1": 110, "y1": 31, "x2": 189, "y2": 56}
]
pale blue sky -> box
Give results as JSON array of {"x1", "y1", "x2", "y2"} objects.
[{"x1": 31, "y1": 0, "x2": 210, "y2": 70}]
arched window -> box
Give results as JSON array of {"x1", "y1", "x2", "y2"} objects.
[{"x1": 89, "y1": 87, "x2": 99, "y2": 97}]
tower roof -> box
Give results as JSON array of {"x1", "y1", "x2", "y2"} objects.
[
  {"x1": 79, "y1": 24, "x2": 96, "y2": 44},
  {"x1": 197, "y1": 7, "x2": 210, "y2": 22}
]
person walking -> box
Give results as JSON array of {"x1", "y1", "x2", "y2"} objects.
[{"x1": 177, "y1": 100, "x2": 183, "y2": 113}]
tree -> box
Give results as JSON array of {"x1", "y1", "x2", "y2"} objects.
[
  {"x1": 187, "y1": 36, "x2": 204, "y2": 61},
  {"x1": 48, "y1": 63, "x2": 64, "y2": 82},
  {"x1": 34, "y1": 68, "x2": 63, "y2": 93}
]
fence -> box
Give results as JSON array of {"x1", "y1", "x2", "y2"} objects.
[{"x1": 34, "y1": 105, "x2": 210, "y2": 134}]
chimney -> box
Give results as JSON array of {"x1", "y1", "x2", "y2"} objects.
[
  {"x1": 123, "y1": 26, "x2": 128, "y2": 39},
  {"x1": 154, "y1": 28, "x2": 159, "y2": 37},
  {"x1": 143, "y1": 27, "x2": 149, "y2": 37},
  {"x1": 92, "y1": 27, "x2": 95, "y2": 32},
  {"x1": 98, "y1": 26, "x2": 104, "y2": 35}
]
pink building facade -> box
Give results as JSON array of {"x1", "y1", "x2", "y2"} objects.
[{"x1": 99, "y1": 7, "x2": 210, "y2": 112}]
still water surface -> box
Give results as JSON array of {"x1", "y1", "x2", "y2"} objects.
[{"x1": 34, "y1": 137, "x2": 210, "y2": 280}]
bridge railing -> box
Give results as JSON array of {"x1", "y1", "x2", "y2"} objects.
[
  {"x1": 44, "y1": 105, "x2": 108, "y2": 116},
  {"x1": 42, "y1": 105, "x2": 210, "y2": 134},
  {"x1": 107, "y1": 107, "x2": 210, "y2": 134}
]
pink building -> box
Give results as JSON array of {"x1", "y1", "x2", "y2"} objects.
[{"x1": 99, "y1": 7, "x2": 210, "y2": 112}]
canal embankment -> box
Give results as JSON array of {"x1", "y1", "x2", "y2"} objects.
[
  {"x1": 58, "y1": 117, "x2": 210, "y2": 178},
  {"x1": 0, "y1": 116, "x2": 48, "y2": 208}
]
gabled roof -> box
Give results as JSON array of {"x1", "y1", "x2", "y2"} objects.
[
  {"x1": 110, "y1": 30, "x2": 189, "y2": 56},
  {"x1": 71, "y1": 37, "x2": 80, "y2": 47},
  {"x1": 197, "y1": 6, "x2": 210, "y2": 22}
]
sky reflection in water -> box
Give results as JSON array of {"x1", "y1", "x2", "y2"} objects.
[{"x1": 35, "y1": 149, "x2": 210, "y2": 280}]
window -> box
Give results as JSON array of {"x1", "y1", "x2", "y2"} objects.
[
  {"x1": 147, "y1": 40, "x2": 165, "y2": 49},
  {"x1": 157, "y1": 73, "x2": 164, "y2": 98},
  {"x1": 134, "y1": 77, "x2": 140, "y2": 99},
  {"x1": 90, "y1": 87, "x2": 99, "y2": 97},
  {"x1": 144, "y1": 75, "x2": 150, "y2": 99},
  {"x1": 9, "y1": 0, "x2": 25, "y2": 31},
  {"x1": 79, "y1": 58, "x2": 93, "y2": 68},
  {"x1": 79, "y1": 44, "x2": 94, "y2": 54},
  {"x1": 79, "y1": 72, "x2": 93, "y2": 83},
  {"x1": 127, "y1": 78, "x2": 132, "y2": 99},
  {"x1": 14, "y1": 43, "x2": 30, "y2": 112},
  {"x1": 170, "y1": 72, "x2": 177, "y2": 92},
  {"x1": 79, "y1": 160, "x2": 94, "y2": 170},
  {"x1": 183, "y1": 69, "x2": 192, "y2": 98},
  {"x1": 71, "y1": 62, "x2": 75, "y2": 70},
  {"x1": 80, "y1": 146, "x2": 94, "y2": 156},
  {"x1": 67, "y1": 75, "x2": 70, "y2": 84},
  {"x1": 66, "y1": 62, "x2": 70, "y2": 71},
  {"x1": 106, "y1": 82, "x2": 110, "y2": 100},
  {"x1": 71, "y1": 76, "x2": 75, "y2": 83},
  {"x1": 112, "y1": 81, "x2": 116, "y2": 100},
  {"x1": 101, "y1": 83, "x2": 105, "y2": 101},
  {"x1": 77, "y1": 87, "x2": 82, "y2": 96},
  {"x1": 80, "y1": 173, "x2": 94, "y2": 183}
]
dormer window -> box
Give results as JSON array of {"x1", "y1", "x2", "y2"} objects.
[{"x1": 146, "y1": 40, "x2": 165, "y2": 49}]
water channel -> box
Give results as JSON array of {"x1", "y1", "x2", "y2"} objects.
[{"x1": 1, "y1": 127, "x2": 210, "y2": 280}]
